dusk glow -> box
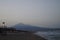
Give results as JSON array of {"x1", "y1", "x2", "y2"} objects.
[{"x1": 0, "y1": 0, "x2": 60, "y2": 28}]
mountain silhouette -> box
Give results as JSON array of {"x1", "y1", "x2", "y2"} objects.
[
  {"x1": 12, "y1": 23, "x2": 49, "y2": 32},
  {"x1": 12, "y1": 23, "x2": 60, "y2": 32}
]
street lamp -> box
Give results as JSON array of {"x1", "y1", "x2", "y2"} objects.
[{"x1": 2, "y1": 22, "x2": 5, "y2": 28}]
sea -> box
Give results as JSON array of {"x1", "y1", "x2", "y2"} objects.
[{"x1": 34, "y1": 31, "x2": 60, "y2": 40}]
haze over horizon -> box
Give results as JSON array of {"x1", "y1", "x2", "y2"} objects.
[{"x1": 0, "y1": 0, "x2": 60, "y2": 28}]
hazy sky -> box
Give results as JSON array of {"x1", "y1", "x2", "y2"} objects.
[{"x1": 0, "y1": 0, "x2": 60, "y2": 28}]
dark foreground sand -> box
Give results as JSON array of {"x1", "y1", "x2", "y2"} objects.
[{"x1": 0, "y1": 32, "x2": 47, "y2": 40}]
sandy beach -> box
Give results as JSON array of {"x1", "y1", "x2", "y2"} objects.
[{"x1": 0, "y1": 32, "x2": 47, "y2": 40}]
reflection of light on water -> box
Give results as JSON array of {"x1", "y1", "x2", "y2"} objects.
[{"x1": 34, "y1": 31, "x2": 60, "y2": 40}]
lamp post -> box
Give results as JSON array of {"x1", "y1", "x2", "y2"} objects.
[
  {"x1": 2, "y1": 22, "x2": 7, "y2": 36},
  {"x1": 2, "y1": 22, "x2": 5, "y2": 28}
]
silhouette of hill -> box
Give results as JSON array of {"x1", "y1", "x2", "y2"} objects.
[
  {"x1": 13, "y1": 23, "x2": 49, "y2": 31},
  {"x1": 12, "y1": 23, "x2": 60, "y2": 32}
]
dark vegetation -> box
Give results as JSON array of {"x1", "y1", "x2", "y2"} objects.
[{"x1": 0, "y1": 28, "x2": 29, "y2": 34}]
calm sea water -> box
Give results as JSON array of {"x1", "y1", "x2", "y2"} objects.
[{"x1": 34, "y1": 31, "x2": 60, "y2": 40}]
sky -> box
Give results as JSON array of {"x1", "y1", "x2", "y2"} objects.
[{"x1": 0, "y1": 0, "x2": 60, "y2": 28}]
